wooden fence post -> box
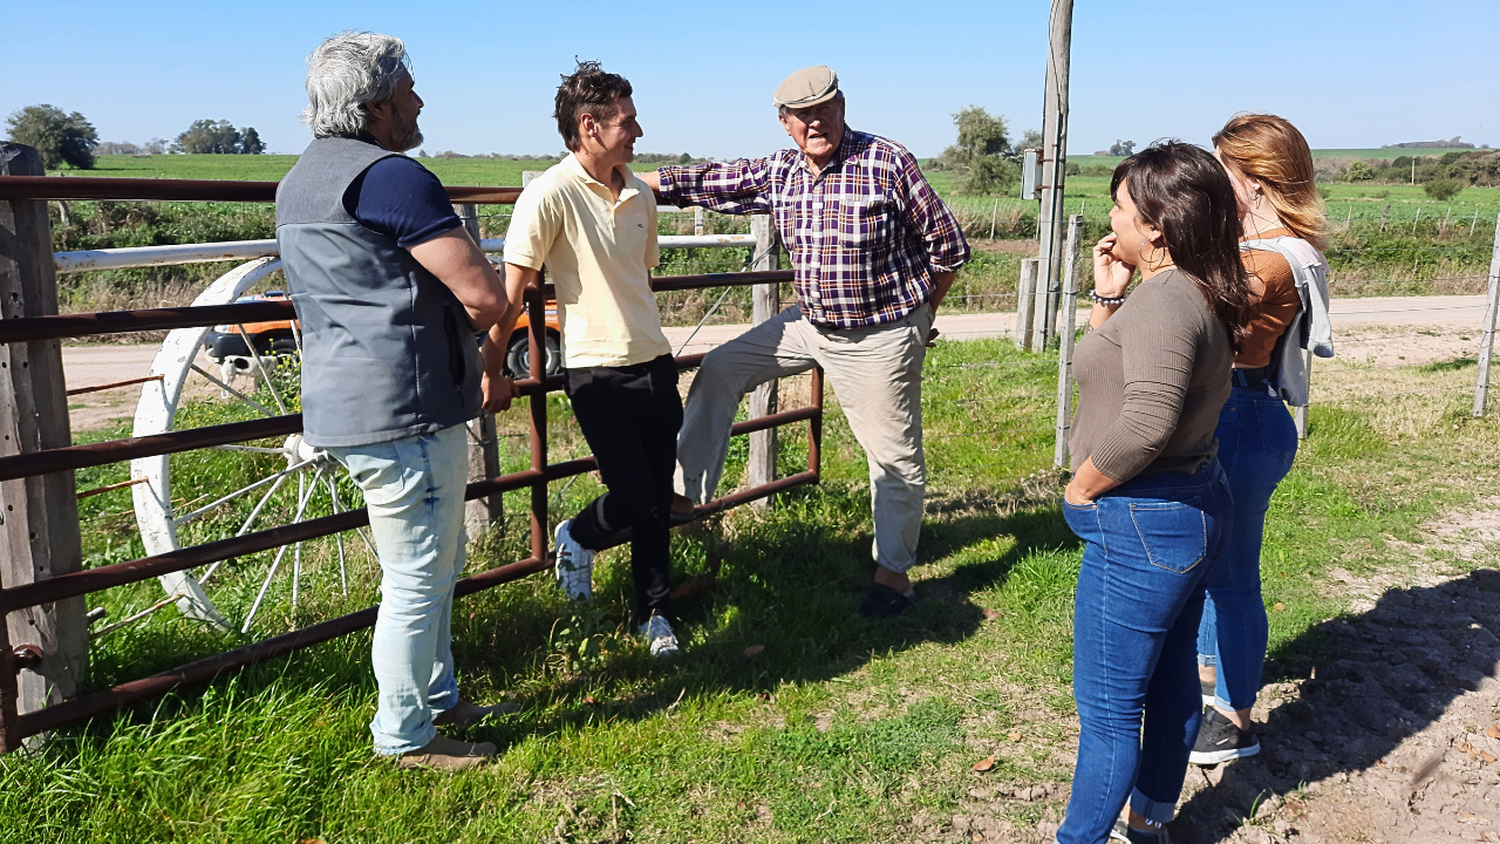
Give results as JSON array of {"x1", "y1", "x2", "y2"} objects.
[
  {"x1": 0, "y1": 143, "x2": 87, "y2": 729},
  {"x1": 747, "y1": 215, "x2": 780, "y2": 507},
  {"x1": 1053, "y1": 215, "x2": 1084, "y2": 468},
  {"x1": 1472, "y1": 213, "x2": 1500, "y2": 417},
  {"x1": 454, "y1": 202, "x2": 502, "y2": 539},
  {"x1": 1015, "y1": 258, "x2": 1039, "y2": 350}
]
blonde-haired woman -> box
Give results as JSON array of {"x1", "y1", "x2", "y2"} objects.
[{"x1": 1192, "y1": 114, "x2": 1333, "y2": 764}]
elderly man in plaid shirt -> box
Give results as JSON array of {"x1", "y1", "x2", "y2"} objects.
[{"x1": 641, "y1": 65, "x2": 970, "y2": 618}]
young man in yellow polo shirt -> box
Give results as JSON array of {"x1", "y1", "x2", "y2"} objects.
[{"x1": 483, "y1": 61, "x2": 682, "y2": 657}]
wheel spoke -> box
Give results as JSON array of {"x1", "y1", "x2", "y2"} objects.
[
  {"x1": 328, "y1": 475, "x2": 348, "y2": 596},
  {"x1": 172, "y1": 456, "x2": 317, "y2": 527},
  {"x1": 189, "y1": 363, "x2": 276, "y2": 418},
  {"x1": 242, "y1": 466, "x2": 323, "y2": 633},
  {"x1": 236, "y1": 324, "x2": 289, "y2": 416},
  {"x1": 198, "y1": 470, "x2": 293, "y2": 586}
]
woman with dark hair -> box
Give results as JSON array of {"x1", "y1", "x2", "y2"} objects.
[
  {"x1": 1191, "y1": 115, "x2": 1332, "y2": 765},
  {"x1": 1056, "y1": 140, "x2": 1250, "y2": 844}
]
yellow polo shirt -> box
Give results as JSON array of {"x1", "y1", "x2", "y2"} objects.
[{"x1": 504, "y1": 154, "x2": 670, "y2": 368}]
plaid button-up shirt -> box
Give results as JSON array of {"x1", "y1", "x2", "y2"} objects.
[{"x1": 658, "y1": 128, "x2": 969, "y2": 329}]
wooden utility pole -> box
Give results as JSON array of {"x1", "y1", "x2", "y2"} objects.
[
  {"x1": 1034, "y1": 0, "x2": 1074, "y2": 348},
  {"x1": 747, "y1": 216, "x2": 781, "y2": 506},
  {"x1": 0, "y1": 144, "x2": 87, "y2": 726}
]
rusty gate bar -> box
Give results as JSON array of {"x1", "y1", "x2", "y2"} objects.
[
  {"x1": 0, "y1": 415, "x2": 303, "y2": 482},
  {"x1": 0, "y1": 300, "x2": 294, "y2": 344}
]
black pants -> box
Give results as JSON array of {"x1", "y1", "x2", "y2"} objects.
[{"x1": 564, "y1": 353, "x2": 683, "y2": 623}]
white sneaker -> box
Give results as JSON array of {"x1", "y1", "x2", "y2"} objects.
[
  {"x1": 553, "y1": 520, "x2": 594, "y2": 602},
  {"x1": 639, "y1": 614, "x2": 681, "y2": 659}
]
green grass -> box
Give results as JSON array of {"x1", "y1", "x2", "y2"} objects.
[{"x1": 9, "y1": 334, "x2": 1500, "y2": 842}]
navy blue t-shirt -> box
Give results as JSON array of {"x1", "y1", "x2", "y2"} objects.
[{"x1": 342, "y1": 155, "x2": 461, "y2": 247}]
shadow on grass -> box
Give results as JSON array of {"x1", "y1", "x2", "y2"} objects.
[
  {"x1": 446, "y1": 479, "x2": 1078, "y2": 749},
  {"x1": 1173, "y1": 568, "x2": 1500, "y2": 844},
  {"x1": 57, "y1": 475, "x2": 1075, "y2": 762}
]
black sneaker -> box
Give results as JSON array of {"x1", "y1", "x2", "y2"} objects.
[
  {"x1": 1110, "y1": 819, "x2": 1172, "y2": 843},
  {"x1": 1189, "y1": 706, "x2": 1260, "y2": 765}
]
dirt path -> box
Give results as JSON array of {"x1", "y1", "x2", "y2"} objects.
[{"x1": 1171, "y1": 502, "x2": 1500, "y2": 844}]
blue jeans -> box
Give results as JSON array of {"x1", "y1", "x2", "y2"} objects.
[
  {"x1": 1197, "y1": 385, "x2": 1297, "y2": 712},
  {"x1": 1058, "y1": 463, "x2": 1232, "y2": 842},
  {"x1": 326, "y1": 423, "x2": 469, "y2": 755}
]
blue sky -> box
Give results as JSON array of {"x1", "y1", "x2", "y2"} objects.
[{"x1": 4, "y1": 1, "x2": 1497, "y2": 160}]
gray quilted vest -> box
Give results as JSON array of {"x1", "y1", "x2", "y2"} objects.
[{"x1": 276, "y1": 136, "x2": 482, "y2": 447}]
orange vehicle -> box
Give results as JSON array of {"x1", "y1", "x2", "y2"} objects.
[{"x1": 207, "y1": 291, "x2": 563, "y2": 378}]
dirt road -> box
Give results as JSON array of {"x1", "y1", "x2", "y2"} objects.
[{"x1": 60, "y1": 295, "x2": 1491, "y2": 433}]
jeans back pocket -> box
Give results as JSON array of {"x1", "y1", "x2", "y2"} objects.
[{"x1": 1128, "y1": 499, "x2": 1208, "y2": 573}]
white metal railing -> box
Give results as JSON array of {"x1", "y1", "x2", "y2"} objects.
[{"x1": 53, "y1": 234, "x2": 757, "y2": 275}]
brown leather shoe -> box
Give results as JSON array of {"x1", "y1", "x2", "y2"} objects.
[
  {"x1": 433, "y1": 699, "x2": 518, "y2": 730},
  {"x1": 395, "y1": 735, "x2": 497, "y2": 771},
  {"x1": 669, "y1": 493, "x2": 698, "y2": 525}
]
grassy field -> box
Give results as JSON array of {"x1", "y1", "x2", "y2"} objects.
[
  {"x1": 37, "y1": 153, "x2": 1500, "y2": 322},
  {"x1": 3, "y1": 329, "x2": 1498, "y2": 842}
]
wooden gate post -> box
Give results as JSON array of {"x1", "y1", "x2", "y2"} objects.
[
  {"x1": 453, "y1": 202, "x2": 502, "y2": 539},
  {"x1": 0, "y1": 143, "x2": 87, "y2": 724},
  {"x1": 747, "y1": 215, "x2": 781, "y2": 507}
]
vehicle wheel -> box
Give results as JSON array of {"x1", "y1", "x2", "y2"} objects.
[
  {"x1": 504, "y1": 330, "x2": 561, "y2": 378},
  {"x1": 131, "y1": 257, "x2": 375, "y2": 633}
]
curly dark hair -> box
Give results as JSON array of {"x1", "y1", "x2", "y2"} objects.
[
  {"x1": 554, "y1": 60, "x2": 632, "y2": 152},
  {"x1": 1110, "y1": 141, "x2": 1252, "y2": 351}
]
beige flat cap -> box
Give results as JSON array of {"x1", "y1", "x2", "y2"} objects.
[{"x1": 772, "y1": 65, "x2": 840, "y2": 109}]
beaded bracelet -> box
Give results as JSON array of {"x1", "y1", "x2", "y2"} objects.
[{"x1": 1089, "y1": 289, "x2": 1127, "y2": 306}]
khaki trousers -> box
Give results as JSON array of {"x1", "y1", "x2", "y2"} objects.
[{"x1": 676, "y1": 304, "x2": 932, "y2": 573}]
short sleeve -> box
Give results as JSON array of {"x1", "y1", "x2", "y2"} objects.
[
  {"x1": 503, "y1": 179, "x2": 560, "y2": 271},
  {"x1": 344, "y1": 156, "x2": 462, "y2": 248}
]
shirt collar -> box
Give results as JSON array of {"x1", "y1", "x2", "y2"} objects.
[{"x1": 562, "y1": 153, "x2": 640, "y2": 203}]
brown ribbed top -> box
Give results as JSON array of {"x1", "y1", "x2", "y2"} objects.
[
  {"x1": 1069, "y1": 268, "x2": 1233, "y2": 481},
  {"x1": 1237, "y1": 227, "x2": 1301, "y2": 369}
]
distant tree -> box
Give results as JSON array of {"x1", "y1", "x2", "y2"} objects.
[
  {"x1": 1108, "y1": 139, "x2": 1135, "y2": 156},
  {"x1": 95, "y1": 141, "x2": 141, "y2": 155},
  {"x1": 941, "y1": 106, "x2": 1011, "y2": 167},
  {"x1": 678, "y1": 152, "x2": 693, "y2": 164},
  {"x1": 174, "y1": 119, "x2": 242, "y2": 154},
  {"x1": 1423, "y1": 178, "x2": 1463, "y2": 201},
  {"x1": 1017, "y1": 128, "x2": 1043, "y2": 151},
  {"x1": 1343, "y1": 161, "x2": 1374, "y2": 182},
  {"x1": 143, "y1": 138, "x2": 167, "y2": 155},
  {"x1": 4, "y1": 104, "x2": 98, "y2": 169},
  {"x1": 239, "y1": 127, "x2": 265, "y2": 155},
  {"x1": 961, "y1": 155, "x2": 1020, "y2": 195},
  {"x1": 416, "y1": 148, "x2": 428, "y2": 158}
]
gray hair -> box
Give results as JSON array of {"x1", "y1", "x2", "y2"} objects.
[{"x1": 301, "y1": 31, "x2": 413, "y2": 138}]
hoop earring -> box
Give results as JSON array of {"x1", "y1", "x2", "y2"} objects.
[{"x1": 1139, "y1": 239, "x2": 1166, "y2": 269}]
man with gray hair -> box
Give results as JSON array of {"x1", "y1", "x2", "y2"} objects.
[
  {"x1": 276, "y1": 31, "x2": 514, "y2": 770},
  {"x1": 641, "y1": 65, "x2": 969, "y2": 618}
]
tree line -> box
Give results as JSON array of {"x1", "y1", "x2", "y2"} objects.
[{"x1": 3, "y1": 105, "x2": 266, "y2": 169}]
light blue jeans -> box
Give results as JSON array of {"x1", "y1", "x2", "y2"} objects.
[
  {"x1": 326, "y1": 423, "x2": 468, "y2": 755},
  {"x1": 1058, "y1": 463, "x2": 1232, "y2": 842}
]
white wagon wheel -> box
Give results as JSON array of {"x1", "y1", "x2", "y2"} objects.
[{"x1": 131, "y1": 257, "x2": 373, "y2": 633}]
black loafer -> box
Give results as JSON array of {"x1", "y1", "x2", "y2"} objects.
[{"x1": 858, "y1": 583, "x2": 915, "y2": 618}]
